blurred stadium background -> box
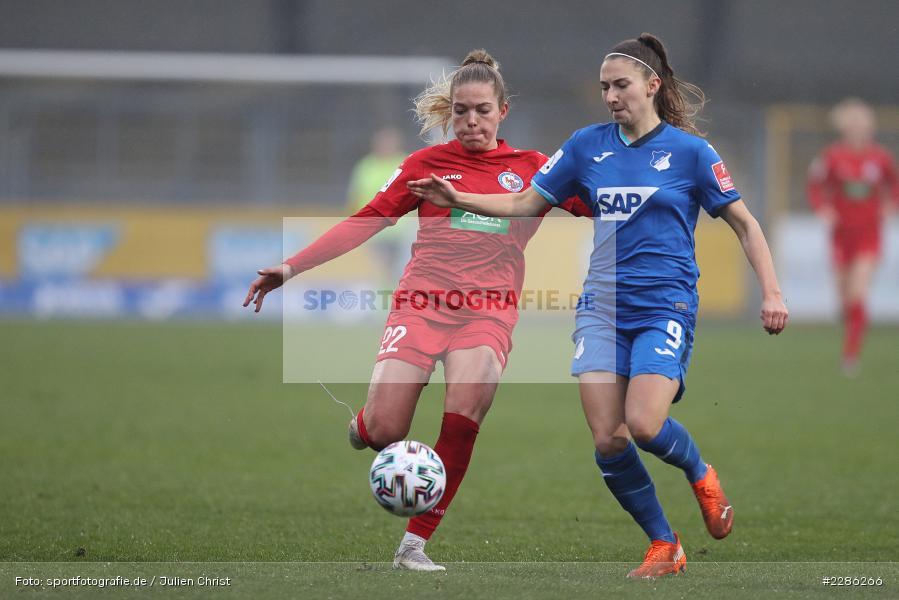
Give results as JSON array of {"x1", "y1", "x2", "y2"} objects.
[
  {"x1": 1, "y1": 3, "x2": 898, "y2": 597},
  {"x1": 1, "y1": 0, "x2": 897, "y2": 323}
]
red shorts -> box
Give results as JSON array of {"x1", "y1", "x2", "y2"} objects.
[
  {"x1": 832, "y1": 228, "x2": 881, "y2": 268},
  {"x1": 375, "y1": 312, "x2": 513, "y2": 374}
]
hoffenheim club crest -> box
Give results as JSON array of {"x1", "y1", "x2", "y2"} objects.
[
  {"x1": 498, "y1": 171, "x2": 524, "y2": 192},
  {"x1": 650, "y1": 151, "x2": 672, "y2": 172}
]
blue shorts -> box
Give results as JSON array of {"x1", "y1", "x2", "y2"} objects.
[{"x1": 571, "y1": 317, "x2": 695, "y2": 402}]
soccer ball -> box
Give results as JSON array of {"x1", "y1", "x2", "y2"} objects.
[{"x1": 369, "y1": 441, "x2": 446, "y2": 517}]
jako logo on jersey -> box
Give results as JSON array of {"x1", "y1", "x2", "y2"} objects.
[
  {"x1": 596, "y1": 187, "x2": 659, "y2": 221},
  {"x1": 379, "y1": 168, "x2": 402, "y2": 192},
  {"x1": 441, "y1": 173, "x2": 463, "y2": 180},
  {"x1": 540, "y1": 149, "x2": 563, "y2": 174},
  {"x1": 650, "y1": 151, "x2": 672, "y2": 171},
  {"x1": 498, "y1": 171, "x2": 524, "y2": 192}
]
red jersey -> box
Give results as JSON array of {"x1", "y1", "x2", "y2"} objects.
[
  {"x1": 807, "y1": 142, "x2": 899, "y2": 231},
  {"x1": 285, "y1": 139, "x2": 590, "y2": 329},
  {"x1": 369, "y1": 139, "x2": 589, "y2": 326}
]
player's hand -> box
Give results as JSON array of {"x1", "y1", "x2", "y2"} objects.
[
  {"x1": 760, "y1": 293, "x2": 788, "y2": 335},
  {"x1": 243, "y1": 264, "x2": 293, "y2": 313},
  {"x1": 406, "y1": 173, "x2": 458, "y2": 208}
]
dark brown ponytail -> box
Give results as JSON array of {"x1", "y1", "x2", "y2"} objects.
[{"x1": 607, "y1": 33, "x2": 706, "y2": 136}]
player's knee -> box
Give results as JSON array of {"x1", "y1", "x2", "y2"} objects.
[
  {"x1": 594, "y1": 435, "x2": 629, "y2": 457},
  {"x1": 444, "y1": 384, "x2": 496, "y2": 424},
  {"x1": 626, "y1": 415, "x2": 662, "y2": 444}
]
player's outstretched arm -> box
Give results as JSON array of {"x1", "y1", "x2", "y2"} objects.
[
  {"x1": 243, "y1": 206, "x2": 393, "y2": 313},
  {"x1": 243, "y1": 264, "x2": 293, "y2": 313},
  {"x1": 720, "y1": 200, "x2": 789, "y2": 335},
  {"x1": 407, "y1": 174, "x2": 548, "y2": 217}
]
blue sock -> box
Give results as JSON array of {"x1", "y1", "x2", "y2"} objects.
[
  {"x1": 635, "y1": 417, "x2": 708, "y2": 484},
  {"x1": 595, "y1": 443, "x2": 675, "y2": 543}
]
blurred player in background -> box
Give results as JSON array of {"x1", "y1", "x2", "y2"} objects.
[
  {"x1": 347, "y1": 127, "x2": 414, "y2": 284},
  {"x1": 409, "y1": 33, "x2": 788, "y2": 578},
  {"x1": 244, "y1": 49, "x2": 588, "y2": 571},
  {"x1": 807, "y1": 98, "x2": 898, "y2": 376}
]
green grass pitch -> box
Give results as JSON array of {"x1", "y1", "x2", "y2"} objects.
[{"x1": 1, "y1": 320, "x2": 897, "y2": 598}]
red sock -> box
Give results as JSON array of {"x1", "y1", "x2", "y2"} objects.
[
  {"x1": 843, "y1": 301, "x2": 867, "y2": 361},
  {"x1": 406, "y1": 412, "x2": 479, "y2": 540},
  {"x1": 355, "y1": 406, "x2": 378, "y2": 450}
]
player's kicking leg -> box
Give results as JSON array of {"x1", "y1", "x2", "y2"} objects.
[
  {"x1": 347, "y1": 359, "x2": 430, "y2": 451},
  {"x1": 347, "y1": 359, "x2": 445, "y2": 570}
]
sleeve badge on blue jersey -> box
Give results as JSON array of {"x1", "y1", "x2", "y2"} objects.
[
  {"x1": 711, "y1": 161, "x2": 735, "y2": 193},
  {"x1": 539, "y1": 149, "x2": 563, "y2": 174},
  {"x1": 498, "y1": 171, "x2": 524, "y2": 192},
  {"x1": 650, "y1": 151, "x2": 672, "y2": 172}
]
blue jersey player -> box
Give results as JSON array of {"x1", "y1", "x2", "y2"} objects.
[{"x1": 408, "y1": 33, "x2": 789, "y2": 578}]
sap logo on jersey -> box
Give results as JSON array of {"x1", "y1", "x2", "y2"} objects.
[{"x1": 595, "y1": 187, "x2": 658, "y2": 221}]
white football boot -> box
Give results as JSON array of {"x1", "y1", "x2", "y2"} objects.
[
  {"x1": 347, "y1": 415, "x2": 367, "y2": 450},
  {"x1": 392, "y1": 535, "x2": 446, "y2": 572}
]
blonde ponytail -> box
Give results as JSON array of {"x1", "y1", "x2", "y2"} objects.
[{"x1": 413, "y1": 49, "x2": 507, "y2": 138}]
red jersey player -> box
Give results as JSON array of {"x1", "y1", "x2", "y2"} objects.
[
  {"x1": 243, "y1": 49, "x2": 588, "y2": 570},
  {"x1": 807, "y1": 98, "x2": 899, "y2": 375}
]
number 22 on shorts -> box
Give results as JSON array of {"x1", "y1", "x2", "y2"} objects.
[
  {"x1": 378, "y1": 326, "x2": 407, "y2": 355},
  {"x1": 654, "y1": 320, "x2": 682, "y2": 357}
]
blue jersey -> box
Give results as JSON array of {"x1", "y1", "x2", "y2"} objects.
[{"x1": 531, "y1": 121, "x2": 740, "y2": 327}]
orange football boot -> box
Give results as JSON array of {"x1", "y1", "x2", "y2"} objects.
[
  {"x1": 627, "y1": 533, "x2": 687, "y2": 578},
  {"x1": 691, "y1": 464, "x2": 733, "y2": 539}
]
